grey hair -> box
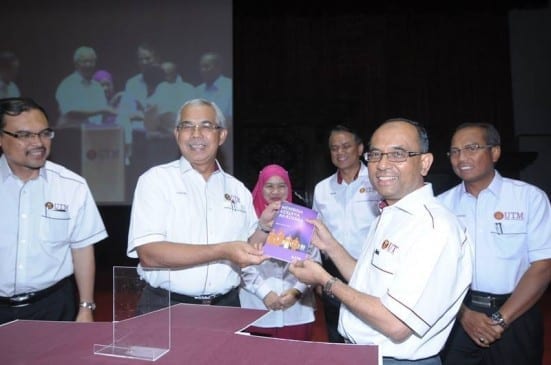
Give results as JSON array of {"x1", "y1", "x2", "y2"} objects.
[
  {"x1": 73, "y1": 46, "x2": 96, "y2": 63},
  {"x1": 176, "y1": 98, "x2": 226, "y2": 129}
]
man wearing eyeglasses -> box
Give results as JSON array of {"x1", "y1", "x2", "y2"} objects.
[
  {"x1": 0, "y1": 97, "x2": 108, "y2": 324},
  {"x1": 290, "y1": 118, "x2": 472, "y2": 364},
  {"x1": 438, "y1": 123, "x2": 551, "y2": 365},
  {"x1": 127, "y1": 98, "x2": 271, "y2": 311}
]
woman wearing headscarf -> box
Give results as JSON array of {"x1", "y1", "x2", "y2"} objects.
[{"x1": 240, "y1": 164, "x2": 319, "y2": 340}]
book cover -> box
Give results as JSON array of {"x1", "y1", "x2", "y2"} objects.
[{"x1": 263, "y1": 201, "x2": 318, "y2": 263}]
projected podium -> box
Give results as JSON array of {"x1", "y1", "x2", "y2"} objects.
[{"x1": 81, "y1": 124, "x2": 125, "y2": 203}]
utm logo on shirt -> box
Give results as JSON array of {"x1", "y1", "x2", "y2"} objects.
[
  {"x1": 494, "y1": 211, "x2": 524, "y2": 221},
  {"x1": 45, "y1": 201, "x2": 68, "y2": 212},
  {"x1": 380, "y1": 239, "x2": 399, "y2": 254}
]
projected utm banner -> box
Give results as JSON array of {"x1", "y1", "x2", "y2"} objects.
[{"x1": 81, "y1": 125, "x2": 125, "y2": 203}]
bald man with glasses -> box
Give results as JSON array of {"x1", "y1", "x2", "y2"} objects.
[{"x1": 291, "y1": 118, "x2": 473, "y2": 365}]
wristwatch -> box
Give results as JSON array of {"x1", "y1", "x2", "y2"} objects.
[
  {"x1": 257, "y1": 222, "x2": 271, "y2": 234},
  {"x1": 323, "y1": 277, "x2": 339, "y2": 298},
  {"x1": 79, "y1": 301, "x2": 97, "y2": 311},
  {"x1": 490, "y1": 311, "x2": 507, "y2": 328}
]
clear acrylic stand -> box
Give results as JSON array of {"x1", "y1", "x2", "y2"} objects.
[{"x1": 94, "y1": 266, "x2": 171, "y2": 361}]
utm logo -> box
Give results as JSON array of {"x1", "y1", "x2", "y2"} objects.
[
  {"x1": 380, "y1": 239, "x2": 399, "y2": 254},
  {"x1": 494, "y1": 211, "x2": 524, "y2": 221}
]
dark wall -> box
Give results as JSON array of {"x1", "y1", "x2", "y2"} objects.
[{"x1": 233, "y1": 2, "x2": 521, "y2": 199}]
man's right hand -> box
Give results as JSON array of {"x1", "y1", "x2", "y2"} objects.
[{"x1": 224, "y1": 242, "x2": 268, "y2": 267}]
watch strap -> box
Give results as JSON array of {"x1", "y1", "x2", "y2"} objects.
[{"x1": 79, "y1": 301, "x2": 96, "y2": 310}]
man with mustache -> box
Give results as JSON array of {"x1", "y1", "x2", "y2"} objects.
[
  {"x1": 127, "y1": 98, "x2": 270, "y2": 311},
  {"x1": 0, "y1": 97, "x2": 107, "y2": 324},
  {"x1": 439, "y1": 123, "x2": 551, "y2": 365},
  {"x1": 291, "y1": 118, "x2": 472, "y2": 364}
]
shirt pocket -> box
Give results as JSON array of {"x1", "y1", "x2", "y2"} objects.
[
  {"x1": 40, "y1": 210, "x2": 70, "y2": 244},
  {"x1": 490, "y1": 221, "x2": 527, "y2": 259},
  {"x1": 370, "y1": 248, "x2": 397, "y2": 275}
]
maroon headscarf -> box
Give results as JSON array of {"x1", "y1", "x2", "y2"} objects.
[{"x1": 251, "y1": 164, "x2": 293, "y2": 216}]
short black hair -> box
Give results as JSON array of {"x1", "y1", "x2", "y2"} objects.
[
  {"x1": 329, "y1": 124, "x2": 363, "y2": 146},
  {"x1": 0, "y1": 97, "x2": 48, "y2": 129}
]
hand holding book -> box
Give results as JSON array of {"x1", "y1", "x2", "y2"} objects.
[{"x1": 263, "y1": 201, "x2": 318, "y2": 263}]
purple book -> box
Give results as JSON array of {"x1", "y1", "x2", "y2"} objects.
[{"x1": 263, "y1": 201, "x2": 318, "y2": 263}]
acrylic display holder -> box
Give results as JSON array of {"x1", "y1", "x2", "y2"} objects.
[{"x1": 94, "y1": 266, "x2": 171, "y2": 361}]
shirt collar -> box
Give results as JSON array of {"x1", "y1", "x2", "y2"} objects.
[
  {"x1": 336, "y1": 162, "x2": 364, "y2": 184},
  {"x1": 459, "y1": 170, "x2": 501, "y2": 198},
  {"x1": 179, "y1": 157, "x2": 223, "y2": 177},
  {"x1": 387, "y1": 183, "x2": 435, "y2": 215},
  {"x1": 0, "y1": 154, "x2": 48, "y2": 182}
]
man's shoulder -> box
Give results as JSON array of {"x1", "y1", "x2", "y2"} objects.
[
  {"x1": 221, "y1": 172, "x2": 249, "y2": 192},
  {"x1": 56, "y1": 72, "x2": 77, "y2": 90},
  {"x1": 437, "y1": 183, "x2": 462, "y2": 200},
  {"x1": 125, "y1": 74, "x2": 142, "y2": 87},
  {"x1": 43, "y1": 160, "x2": 87, "y2": 185},
  {"x1": 218, "y1": 75, "x2": 232, "y2": 86},
  {"x1": 500, "y1": 176, "x2": 549, "y2": 202},
  {"x1": 140, "y1": 160, "x2": 180, "y2": 178},
  {"x1": 314, "y1": 173, "x2": 337, "y2": 189}
]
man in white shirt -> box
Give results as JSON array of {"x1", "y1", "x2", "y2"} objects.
[
  {"x1": 123, "y1": 42, "x2": 161, "y2": 111},
  {"x1": 438, "y1": 122, "x2": 551, "y2": 365},
  {"x1": 127, "y1": 99, "x2": 271, "y2": 310},
  {"x1": 145, "y1": 61, "x2": 196, "y2": 133},
  {"x1": 0, "y1": 97, "x2": 107, "y2": 324},
  {"x1": 291, "y1": 118, "x2": 472, "y2": 364},
  {"x1": 312, "y1": 124, "x2": 380, "y2": 342},
  {"x1": 55, "y1": 46, "x2": 115, "y2": 126}
]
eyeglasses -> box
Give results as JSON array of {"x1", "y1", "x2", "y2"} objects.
[
  {"x1": 447, "y1": 143, "x2": 494, "y2": 158},
  {"x1": 363, "y1": 150, "x2": 425, "y2": 163},
  {"x1": 1, "y1": 128, "x2": 55, "y2": 141},
  {"x1": 176, "y1": 121, "x2": 222, "y2": 133}
]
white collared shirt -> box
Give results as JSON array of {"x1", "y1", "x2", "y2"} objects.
[
  {"x1": 127, "y1": 157, "x2": 257, "y2": 296},
  {"x1": 339, "y1": 184, "x2": 473, "y2": 360},
  {"x1": 312, "y1": 163, "x2": 380, "y2": 259},
  {"x1": 124, "y1": 73, "x2": 148, "y2": 106},
  {"x1": 147, "y1": 79, "x2": 197, "y2": 116},
  {"x1": 195, "y1": 75, "x2": 232, "y2": 120},
  {"x1": 0, "y1": 156, "x2": 108, "y2": 296},
  {"x1": 55, "y1": 71, "x2": 108, "y2": 125},
  {"x1": 438, "y1": 171, "x2": 551, "y2": 294}
]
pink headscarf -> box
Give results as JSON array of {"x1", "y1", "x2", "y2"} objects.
[{"x1": 252, "y1": 164, "x2": 293, "y2": 217}]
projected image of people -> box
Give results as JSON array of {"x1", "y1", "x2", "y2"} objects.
[
  {"x1": 196, "y1": 52, "x2": 233, "y2": 173},
  {"x1": 0, "y1": 51, "x2": 20, "y2": 98},
  {"x1": 55, "y1": 46, "x2": 116, "y2": 127},
  {"x1": 0, "y1": 0, "x2": 233, "y2": 204}
]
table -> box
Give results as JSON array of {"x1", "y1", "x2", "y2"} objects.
[{"x1": 0, "y1": 304, "x2": 379, "y2": 364}]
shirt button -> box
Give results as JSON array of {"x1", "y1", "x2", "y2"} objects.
[{"x1": 21, "y1": 213, "x2": 27, "y2": 219}]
